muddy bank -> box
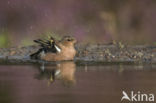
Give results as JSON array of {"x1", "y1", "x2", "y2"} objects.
[{"x1": 0, "y1": 43, "x2": 156, "y2": 64}]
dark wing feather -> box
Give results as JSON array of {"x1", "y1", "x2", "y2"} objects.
[{"x1": 30, "y1": 36, "x2": 59, "y2": 59}]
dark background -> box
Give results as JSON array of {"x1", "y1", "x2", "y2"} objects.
[{"x1": 0, "y1": 0, "x2": 156, "y2": 47}]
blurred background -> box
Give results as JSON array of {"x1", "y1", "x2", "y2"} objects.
[{"x1": 0, "y1": 0, "x2": 156, "y2": 47}]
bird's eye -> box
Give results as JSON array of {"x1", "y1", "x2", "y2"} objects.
[{"x1": 67, "y1": 39, "x2": 71, "y2": 41}]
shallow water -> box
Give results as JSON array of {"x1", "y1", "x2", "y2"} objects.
[{"x1": 0, "y1": 62, "x2": 156, "y2": 103}]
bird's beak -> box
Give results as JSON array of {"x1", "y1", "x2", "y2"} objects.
[
  {"x1": 70, "y1": 38, "x2": 77, "y2": 43},
  {"x1": 73, "y1": 39, "x2": 77, "y2": 44}
]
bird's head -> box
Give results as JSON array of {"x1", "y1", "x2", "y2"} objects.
[{"x1": 61, "y1": 36, "x2": 77, "y2": 46}]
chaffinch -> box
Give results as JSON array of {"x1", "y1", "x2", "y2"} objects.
[{"x1": 30, "y1": 36, "x2": 77, "y2": 61}]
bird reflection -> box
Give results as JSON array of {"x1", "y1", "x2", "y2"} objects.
[{"x1": 35, "y1": 61, "x2": 76, "y2": 87}]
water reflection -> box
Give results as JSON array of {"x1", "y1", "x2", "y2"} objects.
[
  {"x1": 35, "y1": 61, "x2": 76, "y2": 87},
  {"x1": 1, "y1": 64, "x2": 156, "y2": 103}
]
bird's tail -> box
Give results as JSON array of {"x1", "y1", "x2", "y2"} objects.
[{"x1": 30, "y1": 48, "x2": 43, "y2": 59}]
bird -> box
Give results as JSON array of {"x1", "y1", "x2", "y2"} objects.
[
  {"x1": 30, "y1": 36, "x2": 77, "y2": 61},
  {"x1": 40, "y1": 36, "x2": 77, "y2": 61}
]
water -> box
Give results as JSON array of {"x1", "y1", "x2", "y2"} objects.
[{"x1": 0, "y1": 62, "x2": 156, "y2": 103}]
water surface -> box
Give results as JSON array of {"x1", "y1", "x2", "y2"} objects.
[{"x1": 0, "y1": 62, "x2": 156, "y2": 103}]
